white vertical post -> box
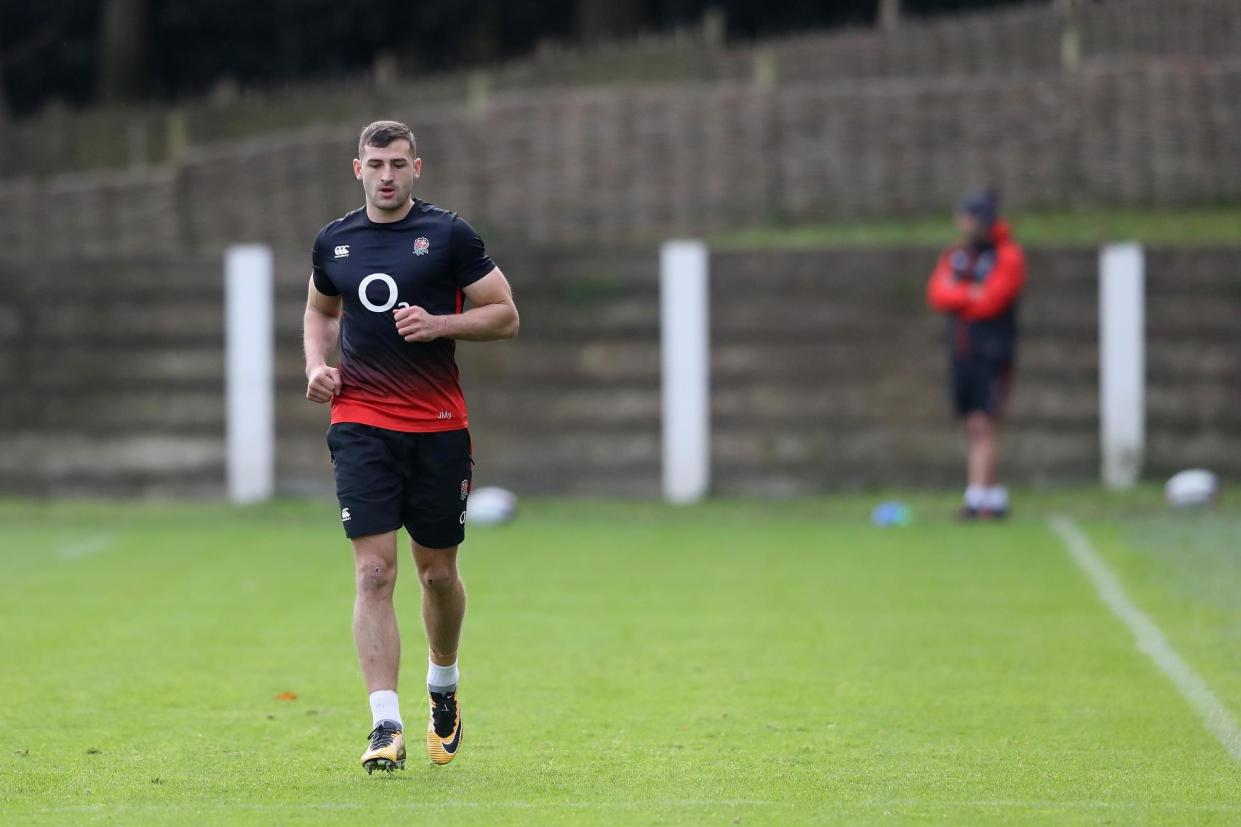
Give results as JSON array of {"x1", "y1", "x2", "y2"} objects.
[
  {"x1": 226, "y1": 244, "x2": 275, "y2": 504},
  {"x1": 661, "y1": 240, "x2": 710, "y2": 504},
  {"x1": 1099, "y1": 242, "x2": 1145, "y2": 490}
]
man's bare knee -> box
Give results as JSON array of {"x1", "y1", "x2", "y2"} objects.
[
  {"x1": 965, "y1": 413, "x2": 994, "y2": 440},
  {"x1": 356, "y1": 558, "x2": 396, "y2": 598},
  {"x1": 419, "y1": 564, "x2": 459, "y2": 594}
]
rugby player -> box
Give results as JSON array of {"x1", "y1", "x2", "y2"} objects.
[{"x1": 304, "y1": 120, "x2": 518, "y2": 771}]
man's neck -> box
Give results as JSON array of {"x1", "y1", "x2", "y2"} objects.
[{"x1": 366, "y1": 198, "x2": 415, "y2": 224}]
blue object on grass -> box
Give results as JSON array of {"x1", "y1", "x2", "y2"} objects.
[{"x1": 871, "y1": 501, "x2": 912, "y2": 527}]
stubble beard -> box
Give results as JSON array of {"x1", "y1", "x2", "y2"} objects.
[{"x1": 369, "y1": 181, "x2": 412, "y2": 214}]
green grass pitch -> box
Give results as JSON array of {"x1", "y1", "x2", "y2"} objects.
[{"x1": 2, "y1": 491, "x2": 1239, "y2": 824}]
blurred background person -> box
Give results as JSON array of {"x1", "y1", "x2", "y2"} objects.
[{"x1": 926, "y1": 189, "x2": 1027, "y2": 520}]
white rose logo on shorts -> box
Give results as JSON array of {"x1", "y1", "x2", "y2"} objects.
[
  {"x1": 460, "y1": 479, "x2": 470, "y2": 501},
  {"x1": 413, "y1": 237, "x2": 430, "y2": 256}
]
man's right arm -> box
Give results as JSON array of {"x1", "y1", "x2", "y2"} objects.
[
  {"x1": 304, "y1": 277, "x2": 344, "y2": 404},
  {"x1": 926, "y1": 251, "x2": 971, "y2": 314}
]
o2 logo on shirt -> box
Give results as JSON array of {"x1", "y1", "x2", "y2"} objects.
[{"x1": 357, "y1": 273, "x2": 410, "y2": 313}]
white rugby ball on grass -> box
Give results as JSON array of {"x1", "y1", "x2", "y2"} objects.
[
  {"x1": 466, "y1": 486, "x2": 518, "y2": 526},
  {"x1": 1164, "y1": 469, "x2": 1219, "y2": 508}
]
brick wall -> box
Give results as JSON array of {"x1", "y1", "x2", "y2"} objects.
[
  {"x1": 1, "y1": 255, "x2": 225, "y2": 496},
  {"x1": 8, "y1": 0, "x2": 1239, "y2": 180},
  {"x1": 4, "y1": 245, "x2": 1237, "y2": 497},
  {"x1": 4, "y1": 57, "x2": 1240, "y2": 255},
  {"x1": 3, "y1": 0, "x2": 1240, "y2": 248}
]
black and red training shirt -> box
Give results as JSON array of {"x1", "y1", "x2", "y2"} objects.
[{"x1": 311, "y1": 199, "x2": 495, "y2": 432}]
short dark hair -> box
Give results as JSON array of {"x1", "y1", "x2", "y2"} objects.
[{"x1": 358, "y1": 120, "x2": 416, "y2": 159}]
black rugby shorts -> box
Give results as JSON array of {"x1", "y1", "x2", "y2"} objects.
[
  {"x1": 951, "y1": 359, "x2": 1013, "y2": 418},
  {"x1": 326, "y1": 423, "x2": 472, "y2": 548}
]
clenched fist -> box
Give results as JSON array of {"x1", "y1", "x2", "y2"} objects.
[
  {"x1": 306, "y1": 364, "x2": 342, "y2": 403},
  {"x1": 394, "y1": 305, "x2": 444, "y2": 342}
]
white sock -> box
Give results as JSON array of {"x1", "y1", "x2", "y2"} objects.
[
  {"x1": 984, "y1": 485, "x2": 1009, "y2": 511},
  {"x1": 427, "y1": 659, "x2": 459, "y2": 694},
  {"x1": 369, "y1": 689, "x2": 402, "y2": 729},
  {"x1": 964, "y1": 485, "x2": 987, "y2": 510}
]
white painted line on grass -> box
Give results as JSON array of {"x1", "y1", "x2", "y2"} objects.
[
  {"x1": 54, "y1": 535, "x2": 116, "y2": 561},
  {"x1": 1050, "y1": 516, "x2": 1241, "y2": 764},
  {"x1": 866, "y1": 799, "x2": 1241, "y2": 813},
  {"x1": 40, "y1": 799, "x2": 790, "y2": 815}
]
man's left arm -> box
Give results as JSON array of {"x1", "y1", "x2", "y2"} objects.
[{"x1": 394, "y1": 267, "x2": 519, "y2": 342}]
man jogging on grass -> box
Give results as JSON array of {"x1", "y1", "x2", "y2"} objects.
[{"x1": 304, "y1": 120, "x2": 518, "y2": 772}]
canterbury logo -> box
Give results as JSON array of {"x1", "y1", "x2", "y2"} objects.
[{"x1": 334, "y1": 245, "x2": 350, "y2": 258}]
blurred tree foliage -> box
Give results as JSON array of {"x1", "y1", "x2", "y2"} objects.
[{"x1": 0, "y1": 0, "x2": 1028, "y2": 117}]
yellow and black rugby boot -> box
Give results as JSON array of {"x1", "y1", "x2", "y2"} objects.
[
  {"x1": 360, "y1": 719, "x2": 406, "y2": 774},
  {"x1": 427, "y1": 691, "x2": 462, "y2": 765}
]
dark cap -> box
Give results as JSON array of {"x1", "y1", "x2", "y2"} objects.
[{"x1": 959, "y1": 188, "x2": 1000, "y2": 227}]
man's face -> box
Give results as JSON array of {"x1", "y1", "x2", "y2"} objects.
[
  {"x1": 955, "y1": 212, "x2": 989, "y2": 244},
  {"x1": 354, "y1": 140, "x2": 420, "y2": 212}
]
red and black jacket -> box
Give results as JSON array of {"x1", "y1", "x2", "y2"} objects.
[{"x1": 926, "y1": 221, "x2": 1027, "y2": 363}]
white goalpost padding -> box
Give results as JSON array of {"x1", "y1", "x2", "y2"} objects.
[
  {"x1": 1099, "y1": 242, "x2": 1145, "y2": 490},
  {"x1": 660, "y1": 240, "x2": 710, "y2": 503},
  {"x1": 225, "y1": 244, "x2": 275, "y2": 504}
]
